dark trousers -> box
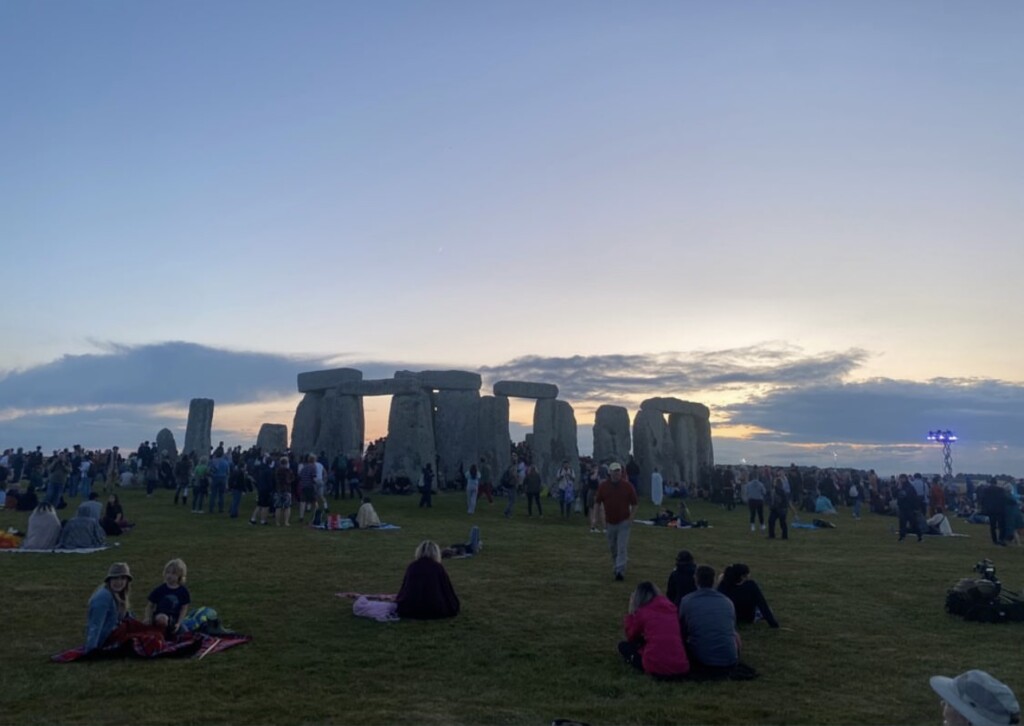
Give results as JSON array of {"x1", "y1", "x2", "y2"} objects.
[
  {"x1": 618, "y1": 641, "x2": 644, "y2": 672},
  {"x1": 527, "y1": 493, "x2": 542, "y2": 516},
  {"x1": 479, "y1": 483, "x2": 493, "y2": 503},
  {"x1": 898, "y1": 508, "x2": 922, "y2": 541},
  {"x1": 418, "y1": 490, "x2": 432, "y2": 508},
  {"x1": 768, "y1": 510, "x2": 788, "y2": 539},
  {"x1": 348, "y1": 479, "x2": 363, "y2": 500},
  {"x1": 987, "y1": 509, "x2": 1006, "y2": 544},
  {"x1": 748, "y1": 499, "x2": 764, "y2": 525}
]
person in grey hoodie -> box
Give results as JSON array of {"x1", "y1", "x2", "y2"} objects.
[
  {"x1": 745, "y1": 475, "x2": 767, "y2": 532},
  {"x1": 59, "y1": 502, "x2": 107, "y2": 549}
]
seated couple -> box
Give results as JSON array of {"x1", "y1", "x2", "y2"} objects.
[
  {"x1": 666, "y1": 552, "x2": 779, "y2": 629},
  {"x1": 621, "y1": 564, "x2": 774, "y2": 679}
]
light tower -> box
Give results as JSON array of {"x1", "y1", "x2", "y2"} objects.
[{"x1": 927, "y1": 430, "x2": 957, "y2": 480}]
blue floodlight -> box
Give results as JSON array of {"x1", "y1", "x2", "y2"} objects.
[
  {"x1": 927, "y1": 430, "x2": 957, "y2": 443},
  {"x1": 926, "y1": 430, "x2": 957, "y2": 479}
]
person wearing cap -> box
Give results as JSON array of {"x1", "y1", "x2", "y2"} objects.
[
  {"x1": 85, "y1": 562, "x2": 133, "y2": 652},
  {"x1": 930, "y1": 670, "x2": 1020, "y2": 726},
  {"x1": 595, "y1": 462, "x2": 639, "y2": 581}
]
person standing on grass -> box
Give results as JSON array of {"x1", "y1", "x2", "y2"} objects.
[
  {"x1": 767, "y1": 477, "x2": 790, "y2": 540},
  {"x1": 466, "y1": 464, "x2": 480, "y2": 514},
  {"x1": 478, "y1": 458, "x2": 493, "y2": 505},
  {"x1": 524, "y1": 465, "x2": 543, "y2": 517},
  {"x1": 502, "y1": 459, "x2": 518, "y2": 518},
  {"x1": 174, "y1": 454, "x2": 191, "y2": 506},
  {"x1": 208, "y1": 450, "x2": 230, "y2": 514},
  {"x1": 418, "y1": 463, "x2": 434, "y2": 508},
  {"x1": 274, "y1": 456, "x2": 294, "y2": 526},
  {"x1": 297, "y1": 454, "x2": 318, "y2": 523},
  {"x1": 897, "y1": 474, "x2": 923, "y2": 542},
  {"x1": 595, "y1": 462, "x2": 638, "y2": 581},
  {"x1": 745, "y1": 472, "x2": 766, "y2": 532},
  {"x1": 556, "y1": 459, "x2": 576, "y2": 519},
  {"x1": 191, "y1": 456, "x2": 210, "y2": 513}
]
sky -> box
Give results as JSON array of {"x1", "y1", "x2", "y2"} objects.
[{"x1": 1, "y1": 1, "x2": 1022, "y2": 476}]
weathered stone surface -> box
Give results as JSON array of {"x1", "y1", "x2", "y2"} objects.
[
  {"x1": 640, "y1": 397, "x2": 710, "y2": 419},
  {"x1": 533, "y1": 399, "x2": 579, "y2": 485},
  {"x1": 291, "y1": 391, "x2": 323, "y2": 456},
  {"x1": 382, "y1": 390, "x2": 436, "y2": 485},
  {"x1": 297, "y1": 368, "x2": 363, "y2": 393},
  {"x1": 478, "y1": 395, "x2": 510, "y2": 483},
  {"x1": 632, "y1": 407, "x2": 678, "y2": 495},
  {"x1": 434, "y1": 389, "x2": 481, "y2": 484},
  {"x1": 315, "y1": 391, "x2": 364, "y2": 461},
  {"x1": 694, "y1": 415, "x2": 714, "y2": 477},
  {"x1": 155, "y1": 428, "x2": 178, "y2": 463},
  {"x1": 183, "y1": 398, "x2": 214, "y2": 459},
  {"x1": 669, "y1": 413, "x2": 699, "y2": 486},
  {"x1": 396, "y1": 370, "x2": 482, "y2": 391},
  {"x1": 335, "y1": 378, "x2": 423, "y2": 396},
  {"x1": 256, "y1": 423, "x2": 289, "y2": 454},
  {"x1": 493, "y1": 380, "x2": 558, "y2": 399},
  {"x1": 592, "y1": 405, "x2": 631, "y2": 466}
]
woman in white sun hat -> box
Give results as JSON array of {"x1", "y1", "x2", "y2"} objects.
[{"x1": 930, "y1": 670, "x2": 1020, "y2": 726}]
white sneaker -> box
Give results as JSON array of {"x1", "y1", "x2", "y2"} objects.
[
  {"x1": 761, "y1": 524, "x2": 766, "y2": 531},
  {"x1": 750, "y1": 524, "x2": 756, "y2": 532}
]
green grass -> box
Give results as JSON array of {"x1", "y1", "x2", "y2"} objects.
[{"x1": 1, "y1": 489, "x2": 1022, "y2": 726}]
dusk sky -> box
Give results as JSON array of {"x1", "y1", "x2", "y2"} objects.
[{"x1": 2, "y1": 1, "x2": 1022, "y2": 475}]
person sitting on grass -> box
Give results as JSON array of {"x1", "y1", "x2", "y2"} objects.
[
  {"x1": 144, "y1": 558, "x2": 191, "y2": 636},
  {"x1": 619, "y1": 581, "x2": 689, "y2": 679},
  {"x1": 85, "y1": 562, "x2": 132, "y2": 652},
  {"x1": 814, "y1": 493, "x2": 837, "y2": 515},
  {"x1": 665, "y1": 549, "x2": 697, "y2": 607},
  {"x1": 100, "y1": 494, "x2": 132, "y2": 536},
  {"x1": 678, "y1": 565, "x2": 740, "y2": 673},
  {"x1": 930, "y1": 669, "x2": 1019, "y2": 726},
  {"x1": 717, "y1": 563, "x2": 779, "y2": 628},
  {"x1": 356, "y1": 497, "x2": 381, "y2": 529},
  {"x1": 396, "y1": 540, "x2": 460, "y2": 620},
  {"x1": 59, "y1": 502, "x2": 107, "y2": 550},
  {"x1": 21, "y1": 502, "x2": 62, "y2": 550}
]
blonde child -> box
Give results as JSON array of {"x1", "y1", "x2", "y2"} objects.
[{"x1": 145, "y1": 558, "x2": 191, "y2": 635}]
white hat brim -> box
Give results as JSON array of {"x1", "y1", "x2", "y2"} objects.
[{"x1": 931, "y1": 676, "x2": 1006, "y2": 726}]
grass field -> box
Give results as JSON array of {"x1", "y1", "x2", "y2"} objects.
[{"x1": 1, "y1": 486, "x2": 1022, "y2": 726}]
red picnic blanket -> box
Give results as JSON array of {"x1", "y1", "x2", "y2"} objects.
[{"x1": 52, "y1": 618, "x2": 251, "y2": 662}]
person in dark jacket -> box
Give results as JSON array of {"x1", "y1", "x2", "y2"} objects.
[
  {"x1": 396, "y1": 540, "x2": 460, "y2": 620},
  {"x1": 897, "y1": 474, "x2": 923, "y2": 542},
  {"x1": 979, "y1": 480, "x2": 1009, "y2": 545},
  {"x1": 665, "y1": 549, "x2": 697, "y2": 607},
  {"x1": 768, "y1": 477, "x2": 790, "y2": 540},
  {"x1": 717, "y1": 563, "x2": 779, "y2": 628}
]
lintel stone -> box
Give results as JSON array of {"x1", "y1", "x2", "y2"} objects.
[
  {"x1": 493, "y1": 380, "x2": 558, "y2": 399},
  {"x1": 297, "y1": 368, "x2": 363, "y2": 393}
]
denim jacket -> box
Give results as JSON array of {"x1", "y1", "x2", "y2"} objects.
[{"x1": 84, "y1": 587, "x2": 121, "y2": 652}]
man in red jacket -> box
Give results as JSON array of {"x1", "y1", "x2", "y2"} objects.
[{"x1": 595, "y1": 462, "x2": 638, "y2": 581}]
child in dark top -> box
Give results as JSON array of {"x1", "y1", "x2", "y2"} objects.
[
  {"x1": 717, "y1": 563, "x2": 779, "y2": 628},
  {"x1": 665, "y1": 549, "x2": 697, "y2": 607},
  {"x1": 145, "y1": 558, "x2": 191, "y2": 635}
]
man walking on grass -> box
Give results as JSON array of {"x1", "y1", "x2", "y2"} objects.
[{"x1": 595, "y1": 462, "x2": 638, "y2": 581}]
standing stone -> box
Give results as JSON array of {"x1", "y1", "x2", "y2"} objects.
[
  {"x1": 382, "y1": 390, "x2": 436, "y2": 486},
  {"x1": 155, "y1": 428, "x2": 178, "y2": 463},
  {"x1": 183, "y1": 398, "x2": 214, "y2": 459},
  {"x1": 632, "y1": 407, "x2": 678, "y2": 496},
  {"x1": 694, "y1": 414, "x2": 714, "y2": 481},
  {"x1": 592, "y1": 405, "x2": 631, "y2": 465},
  {"x1": 434, "y1": 389, "x2": 481, "y2": 485},
  {"x1": 478, "y1": 395, "x2": 511, "y2": 484},
  {"x1": 668, "y1": 413, "x2": 699, "y2": 486},
  {"x1": 256, "y1": 423, "x2": 289, "y2": 454},
  {"x1": 291, "y1": 391, "x2": 324, "y2": 456},
  {"x1": 315, "y1": 390, "x2": 364, "y2": 462},
  {"x1": 533, "y1": 399, "x2": 580, "y2": 485}
]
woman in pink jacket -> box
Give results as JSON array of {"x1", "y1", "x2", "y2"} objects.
[{"x1": 619, "y1": 581, "x2": 690, "y2": 678}]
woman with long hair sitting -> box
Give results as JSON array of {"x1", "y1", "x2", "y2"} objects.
[
  {"x1": 85, "y1": 562, "x2": 133, "y2": 652},
  {"x1": 717, "y1": 563, "x2": 779, "y2": 628},
  {"x1": 396, "y1": 540, "x2": 460, "y2": 620},
  {"x1": 619, "y1": 581, "x2": 689, "y2": 678}
]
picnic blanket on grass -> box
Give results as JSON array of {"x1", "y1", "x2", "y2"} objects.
[
  {"x1": 52, "y1": 619, "x2": 250, "y2": 662},
  {"x1": 314, "y1": 521, "x2": 400, "y2": 531},
  {"x1": 3, "y1": 545, "x2": 115, "y2": 554}
]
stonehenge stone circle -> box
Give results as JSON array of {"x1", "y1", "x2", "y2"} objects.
[
  {"x1": 493, "y1": 381, "x2": 558, "y2": 399},
  {"x1": 315, "y1": 390, "x2": 363, "y2": 461},
  {"x1": 396, "y1": 370, "x2": 482, "y2": 391},
  {"x1": 434, "y1": 389, "x2": 481, "y2": 483},
  {"x1": 291, "y1": 391, "x2": 324, "y2": 456},
  {"x1": 183, "y1": 398, "x2": 214, "y2": 459},
  {"x1": 638, "y1": 397, "x2": 713, "y2": 489},
  {"x1": 533, "y1": 398, "x2": 580, "y2": 485},
  {"x1": 592, "y1": 405, "x2": 631, "y2": 465},
  {"x1": 478, "y1": 395, "x2": 511, "y2": 483},
  {"x1": 155, "y1": 428, "x2": 178, "y2": 463},
  {"x1": 256, "y1": 423, "x2": 289, "y2": 454},
  {"x1": 382, "y1": 390, "x2": 436, "y2": 485},
  {"x1": 632, "y1": 407, "x2": 678, "y2": 495},
  {"x1": 297, "y1": 368, "x2": 362, "y2": 393}
]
